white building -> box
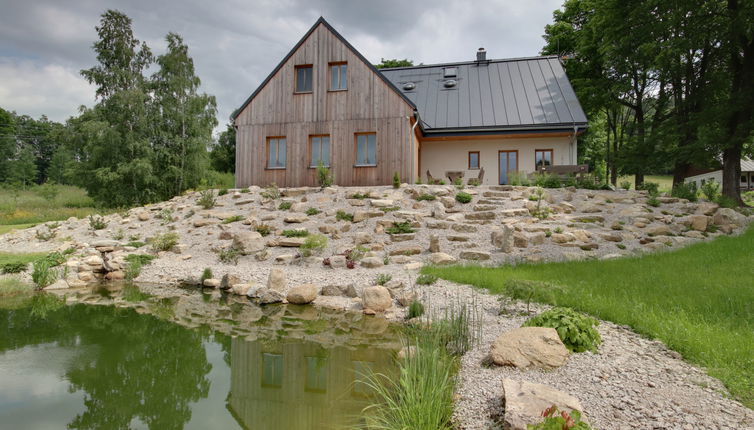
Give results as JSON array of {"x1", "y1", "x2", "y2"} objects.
[{"x1": 684, "y1": 158, "x2": 754, "y2": 190}]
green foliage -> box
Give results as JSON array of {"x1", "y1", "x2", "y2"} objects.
[
  {"x1": 336, "y1": 210, "x2": 354, "y2": 222},
  {"x1": 527, "y1": 406, "x2": 592, "y2": 430},
  {"x1": 637, "y1": 182, "x2": 660, "y2": 196},
  {"x1": 261, "y1": 183, "x2": 280, "y2": 200},
  {"x1": 374, "y1": 58, "x2": 414, "y2": 69},
  {"x1": 501, "y1": 279, "x2": 560, "y2": 314},
  {"x1": 282, "y1": 229, "x2": 309, "y2": 237},
  {"x1": 305, "y1": 207, "x2": 321, "y2": 216},
  {"x1": 393, "y1": 171, "x2": 401, "y2": 189},
  {"x1": 216, "y1": 247, "x2": 241, "y2": 265},
  {"x1": 671, "y1": 182, "x2": 698, "y2": 202},
  {"x1": 200, "y1": 267, "x2": 213, "y2": 282},
  {"x1": 407, "y1": 300, "x2": 425, "y2": 319},
  {"x1": 254, "y1": 224, "x2": 272, "y2": 236},
  {"x1": 36, "y1": 182, "x2": 60, "y2": 202},
  {"x1": 315, "y1": 161, "x2": 333, "y2": 189},
  {"x1": 122, "y1": 284, "x2": 150, "y2": 302},
  {"x1": 209, "y1": 122, "x2": 236, "y2": 173},
  {"x1": 455, "y1": 191, "x2": 472, "y2": 204},
  {"x1": 300, "y1": 234, "x2": 328, "y2": 257},
  {"x1": 375, "y1": 273, "x2": 392, "y2": 286},
  {"x1": 124, "y1": 253, "x2": 155, "y2": 281},
  {"x1": 416, "y1": 273, "x2": 438, "y2": 285},
  {"x1": 416, "y1": 193, "x2": 436, "y2": 201},
  {"x1": 716, "y1": 194, "x2": 738, "y2": 209},
  {"x1": 467, "y1": 178, "x2": 481, "y2": 186},
  {"x1": 524, "y1": 307, "x2": 602, "y2": 353},
  {"x1": 150, "y1": 232, "x2": 178, "y2": 252},
  {"x1": 34, "y1": 225, "x2": 57, "y2": 241},
  {"x1": 31, "y1": 259, "x2": 58, "y2": 289},
  {"x1": 700, "y1": 179, "x2": 721, "y2": 201},
  {"x1": 88, "y1": 214, "x2": 108, "y2": 230},
  {"x1": 197, "y1": 189, "x2": 216, "y2": 209},
  {"x1": 221, "y1": 215, "x2": 244, "y2": 224},
  {"x1": 159, "y1": 208, "x2": 176, "y2": 224},
  {"x1": 619, "y1": 180, "x2": 631, "y2": 190},
  {"x1": 385, "y1": 221, "x2": 415, "y2": 235},
  {"x1": 508, "y1": 171, "x2": 531, "y2": 186},
  {"x1": 126, "y1": 241, "x2": 146, "y2": 248},
  {"x1": 647, "y1": 196, "x2": 661, "y2": 207},
  {"x1": 1, "y1": 262, "x2": 28, "y2": 274},
  {"x1": 380, "y1": 206, "x2": 400, "y2": 212},
  {"x1": 217, "y1": 188, "x2": 228, "y2": 196},
  {"x1": 349, "y1": 192, "x2": 369, "y2": 199},
  {"x1": 278, "y1": 201, "x2": 293, "y2": 210},
  {"x1": 530, "y1": 188, "x2": 551, "y2": 220}
]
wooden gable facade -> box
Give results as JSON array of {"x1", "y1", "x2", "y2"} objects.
[{"x1": 233, "y1": 18, "x2": 418, "y2": 188}]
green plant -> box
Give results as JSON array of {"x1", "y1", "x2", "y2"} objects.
[
  {"x1": 524, "y1": 307, "x2": 602, "y2": 353},
  {"x1": 126, "y1": 241, "x2": 146, "y2": 248},
  {"x1": 509, "y1": 171, "x2": 531, "y2": 186},
  {"x1": 261, "y1": 183, "x2": 281, "y2": 200},
  {"x1": 159, "y1": 208, "x2": 176, "y2": 224},
  {"x1": 112, "y1": 228, "x2": 125, "y2": 241},
  {"x1": 278, "y1": 201, "x2": 293, "y2": 210},
  {"x1": 316, "y1": 161, "x2": 334, "y2": 189},
  {"x1": 222, "y1": 215, "x2": 245, "y2": 224},
  {"x1": 530, "y1": 188, "x2": 551, "y2": 220},
  {"x1": 216, "y1": 247, "x2": 241, "y2": 264},
  {"x1": 282, "y1": 229, "x2": 309, "y2": 237},
  {"x1": 300, "y1": 234, "x2": 328, "y2": 257},
  {"x1": 380, "y1": 206, "x2": 400, "y2": 212},
  {"x1": 345, "y1": 245, "x2": 369, "y2": 262},
  {"x1": 150, "y1": 232, "x2": 179, "y2": 252},
  {"x1": 545, "y1": 230, "x2": 552, "y2": 237},
  {"x1": 453, "y1": 177, "x2": 463, "y2": 188},
  {"x1": 438, "y1": 180, "x2": 446, "y2": 185},
  {"x1": 386, "y1": 221, "x2": 415, "y2": 235},
  {"x1": 31, "y1": 260, "x2": 57, "y2": 289},
  {"x1": 1, "y1": 262, "x2": 28, "y2": 274},
  {"x1": 455, "y1": 191, "x2": 472, "y2": 204},
  {"x1": 255, "y1": 224, "x2": 272, "y2": 236},
  {"x1": 305, "y1": 207, "x2": 321, "y2": 216},
  {"x1": 240, "y1": 188, "x2": 250, "y2": 193},
  {"x1": 416, "y1": 273, "x2": 438, "y2": 285},
  {"x1": 393, "y1": 171, "x2": 401, "y2": 189},
  {"x1": 197, "y1": 189, "x2": 217, "y2": 209},
  {"x1": 416, "y1": 193, "x2": 436, "y2": 201},
  {"x1": 467, "y1": 178, "x2": 481, "y2": 186},
  {"x1": 88, "y1": 214, "x2": 108, "y2": 230},
  {"x1": 527, "y1": 406, "x2": 592, "y2": 430},
  {"x1": 501, "y1": 279, "x2": 560, "y2": 314},
  {"x1": 336, "y1": 210, "x2": 354, "y2": 222},
  {"x1": 616, "y1": 243, "x2": 627, "y2": 250},
  {"x1": 672, "y1": 182, "x2": 698, "y2": 202},
  {"x1": 201, "y1": 267, "x2": 213, "y2": 282},
  {"x1": 36, "y1": 181, "x2": 60, "y2": 202},
  {"x1": 647, "y1": 196, "x2": 661, "y2": 207},
  {"x1": 124, "y1": 254, "x2": 157, "y2": 281},
  {"x1": 122, "y1": 284, "x2": 150, "y2": 302},
  {"x1": 350, "y1": 192, "x2": 369, "y2": 199},
  {"x1": 407, "y1": 300, "x2": 425, "y2": 319},
  {"x1": 218, "y1": 188, "x2": 229, "y2": 196},
  {"x1": 619, "y1": 180, "x2": 631, "y2": 190},
  {"x1": 699, "y1": 180, "x2": 721, "y2": 201},
  {"x1": 716, "y1": 195, "x2": 737, "y2": 208},
  {"x1": 375, "y1": 273, "x2": 393, "y2": 285},
  {"x1": 415, "y1": 177, "x2": 423, "y2": 184},
  {"x1": 35, "y1": 225, "x2": 57, "y2": 241},
  {"x1": 637, "y1": 181, "x2": 660, "y2": 196}
]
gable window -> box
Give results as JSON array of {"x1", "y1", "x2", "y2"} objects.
[
  {"x1": 535, "y1": 149, "x2": 553, "y2": 169},
  {"x1": 310, "y1": 135, "x2": 330, "y2": 167},
  {"x1": 267, "y1": 137, "x2": 286, "y2": 169},
  {"x1": 355, "y1": 133, "x2": 376, "y2": 166},
  {"x1": 468, "y1": 151, "x2": 480, "y2": 170},
  {"x1": 330, "y1": 62, "x2": 347, "y2": 90},
  {"x1": 295, "y1": 65, "x2": 313, "y2": 93}
]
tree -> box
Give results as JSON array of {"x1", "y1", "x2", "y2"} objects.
[
  {"x1": 375, "y1": 58, "x2": 414, "y2": 69},
  {"x1": 0, "y1": 107, "x2": 15, "y2": 183},
  {"x1": 7, "y1": 144, "x2": 38, "y2": 187},
  {"x1": 150, "y1": 32, "x2": 217, "y2": 199},
  {"x1": 209, "y1": 122, "x2": 236, "y2": 173}
]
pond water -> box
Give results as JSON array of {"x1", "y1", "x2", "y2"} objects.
[{"x1": 0, "y1": 286, "x2": 399, "y2": 430}]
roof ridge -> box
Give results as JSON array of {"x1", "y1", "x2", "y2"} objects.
[{"x1": 377, "y1": 55, "x2": 561, "y2": 72}]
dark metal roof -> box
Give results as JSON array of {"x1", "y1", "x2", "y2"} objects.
[{"x1": 379, "y1": 56, "x2": 588, "y2": 134}]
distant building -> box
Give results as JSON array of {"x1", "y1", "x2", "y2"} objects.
[{"x1": 684, "y1": 158, "x2": 754, "y2": 190}]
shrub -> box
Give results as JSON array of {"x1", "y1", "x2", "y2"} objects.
[
  {"x1": 159, "y1": 208, "x2": 176, "y2": 224},
  {"x1": 672, "y1": 182, "x2": 698, "y2": 202},
  {"x1": 255, "y1": 224, "x2": 272, "y2": 236},
  {"x1": 32, "y1": 260, "x2": 57, "y2": 289},
  {"x1": 455, "y1": 191, "x2": 472, "y2": 204},
  {"x1": 349, "y1": 192, "x2": 369, "y2": 199},
  {"x1": 407, "y1": 300, "x2": 425, "y2": 319},
  {"x1": 221, "y1": 215, "x2": 244, "y2": 224},
  {"x1": 316, "y1": 161, "x2": 334, "y2": 189},
  {"x1": 88, "y1": 214, "x2": 108, "y2": 230},
  {"x1": 563, "y1": 175, "x2": 578, "y2": 188},
  {"x1": 393, "y1": 171, "x2": 401, "y2": 189},
  {"x1": 36, "y1": 181, "x2": 60, "y2": 202},
  {"x1": 218, "y1": 188, "x2": 229, "y2": 196},
  {"x1": 345, "y1": 245, "x2": 369, "y2": 262},
  {"x1": 201, "y1": 268, "x2": 213, "y2": 282},
  {"x1": 336, "y1": 210, "x2": 354, "y2": 222},
  {"x1": 150, "y1": 232, "x2": 179, "y2": 252},
  {"x1": 523, "y1": 307, "x2": 602, "y2": 353},
  {"x1": 543, "y1": 174, "x2": 562, "y2": 188},
  {"x1": 112, "y1": 228, "x2": 125, "y2": 240},
  {"x1": 278, "y1": 201, "x2": 293, "y2": 210},
  {"x1": 305, "y1": 207, "x2": 321, "y2": 216},
  {"x1": 619, "y1": 180, "x2": 631, "y2": 190},
  {"x1": 415, "y1": 177, "x2": 423, "y2": 184},
  {"x1": 416, "y1": 273, "x2": 438, "y2": 285},
  {"x1": 716, "y1": 194, "x2": 738, "y2": 209},
  {"x1": 528, "y1": 406, "x2": 592, "y2": 430},
  {"x1": 453, "y1": 177, "x2": 463, "y2": 188},
  {"x1": 1, "y1": 262, "x2": 28, "y2": 274},
  {"x1": 530, "y1": 188, "x2": 551, "y2": 220},
  {"x1": 637, "y1": 181, "x2": 660, "y2": 196},
  {"x1": 416, "y1": 193, "x2": 436, "y2": 201},
  {"x1": 375, "y1": 273, "x2": 392, "y2": 285},
  {"x1": 647, "y1": 196, "x2": 661, "y2": 207},
  {"x1": 261, "y1": 183, "x2": 281, "y2": 200},
  {"x1": 282, "y1": 229, "x2": 309, "y2": 237},
  {"x1": 385, "y1": 221, "x2": 415, "y2": 235},
  {"x1": 509, "y1": 171, "x2": 531, "y2": 186},
  {"x1": 575, "y1": 175, "x2": 599, "y2": 190},
  {"x1": 467, "y1": 178, "x2": 481, "y2": 186},
  {"x1": 700, "y1": 179, "x2": 721, "y2": 201},
  {"x1": 300, "y1": 234, "x2": 328, "y2": 257},
  {"x1": 197, "y1": 189, "x2": 216, "y2": 209},
  {"x1": 216, "y1": 247, "x2": 241, "y2": 264}
]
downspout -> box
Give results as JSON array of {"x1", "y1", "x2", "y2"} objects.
[
  {"x1": 407, "y1": 110, "x2": 420, "y2": 183},
  {"x1": 570, "y1": 124, "x2": 578, "y2": 165}
]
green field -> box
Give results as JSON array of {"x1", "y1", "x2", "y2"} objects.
[
  {"x1": 616, "y1": 175, "x2": 674, "y2": 191},
  {"x1": 0, "y1": 185, "x2": 110, "y2": 226},
  {"x1": 424, "y1": 226, "x2": 754, "y2": 408}
]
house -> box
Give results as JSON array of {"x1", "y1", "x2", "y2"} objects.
[
  {"x1": 232, "y1": 17, "x2": 587, "y2": 188},
  {"x1": 684, "y1": 158, "x2": 754, "y2": 190}
]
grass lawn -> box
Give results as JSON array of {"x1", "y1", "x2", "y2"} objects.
[
  {"x1": 424, "y1": 226, "x2": 754, "y2": 408},
  {"x1": 617, "y1": 174, "x2": 674, "y2": 191},
  {"x1": 0, "y1": 252, "x2": 46, "y2": 268},
  {"x1": 0, "y1": 185, "x2": 112, "y2": 225},
  {"x1": 0, "y1": 223, "x2": 35, "y2": 235}
]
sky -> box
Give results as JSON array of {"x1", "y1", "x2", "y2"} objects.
[{"x1": 0, "y1": 0, "x2": 563, "y2": 136}]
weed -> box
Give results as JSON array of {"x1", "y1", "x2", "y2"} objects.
[
  {"x1": 261, "y1": 183, "x2": 281, "y2": 200},
  {"x1": 316, "y1": 161, "x2": 334, "y2": 189},
  {"x1": 300, "y1": 234, "x2": 328, "y2": 257},
  {"x1": 150, "y1": 232, "x2": 179, "y2": 252},
  {"x1": 416, "y1": 273, "x2": 438, "y2": 285},
  {"x1": 1, "y1": 262, "x2": 28, "y2": 274},
  {"x1": 197, "y1": 189, "x2": 217, "y2": 209},
  {"x1": 159, "y1": 208, "x2": 176, "y2": 224},
  {"x1": 349, "y1": 192, "x2": 369, "y2": 200},
  {"x1": 201, "y1": 268, "x2": 213, "y2": 282},
  {"x1": 336, "y1": 210, "x2": 354, "y2": 222},
  {"x1": 34, "y1": 225, "x2": 57, "y2": 241},
  {"x1": 255, "y1": 224, "x2": 272, "y2": 236},
  {"x1": 126, "y1": 241, "x2": 146, "y2": 248},
  {"x1": 553, "y1": 227, "x2": 563, "y2": 234},
  {"x1": 240, "y1": 188, "x2": 250, "y2": 193},
  {"x1": 455, "y1": 191, "x2": 472, "y2": 204},
  {"x1": 88, "y1": 214, "x2": 108, "y2": 230},
  {"x1": 647, "y1": 196, "x2": 661, "y2": 207},
  {"x1": 386, "y1": 221, "x2": 415, "y2": 235},
  {"x1": 31, "y1": 260, "x2": 57, "y2": 289},
  {"x1": 282, "y1": 229, "x2": 309, "y2": 237},
  {"x1": 375, "y1": 273, "x2": 392, "y2": 285},
  {"x1": 616, "y1": 244, "x2": 627, "y2": 250},
  {"x1": 112, "y1": 228, "x2": 125, "y2": 241},
  {"x1": 467, "y1": 178, "x2": 481, "y2": 186},
  {"x1": 619, "y1": 180, "x2": 631, "y2": 190},
  {"x1": 222, "y1": 215, "x2": 244, "y2": 224},
  {"x1": 672, "y1": 182, "x2": 698, "y2": 202},
  {"x1": 700, "y1": 180, "x2": 721, "y2": 201},
  {"x1": 278, "y1": 201, "x2": 293, "y2": 210},
  {"x1": 380, "y1": 206, "x2": 400, "y2": 212},
  {"x1": 528, "y1": 406, "x2": 593, "y2": 430},
  {"x1": 218, "y1": 188, "x2": 229, "y2": 196},
  {"x1": 305, "y1": 207, "x2": 321, "y2": 216},
  {"x1": 393, "y1": 171, "x2": 401, "y2": 189},
  {"x1": 407, "y1": 300, "x2": 425, "y2": 319},
  {"x1": 416, "y1": 193, "x2": 436, "y2": 201},
  {"x1": 216, "y1": 247, "x2": 241, "y2": 265}
]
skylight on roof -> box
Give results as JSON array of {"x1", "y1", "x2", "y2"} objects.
[{"x1": 443, "y1": 67, "x2": 457, "y2": 78}]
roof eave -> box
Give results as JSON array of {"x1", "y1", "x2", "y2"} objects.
[{"x1": 420, "y1": 123, "x2": 588, "y2": 137}]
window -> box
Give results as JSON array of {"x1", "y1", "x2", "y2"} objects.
[
  {"x1": 330, "y1": 62, "x2": 347, "y2": 90},
  {"x1": 351, "y1": 361, "x2": 374, "y2": 397},
  {"x1": 742, "y1": 175, "x2": 748, "y2": 183},
  {"x1": 443, "y1": 67, "x2": 457, "y2": 78},
  {"x1": 267, "y1": 137, "x2": 286, "y2": 169},
  {"x1": 295, "y1": 65, "x2": 313, "y2": 93},
  {"x1": 468, "y1": 151, "x2": 480, "y2": 170},
  {"x1": 535, "y1": 149, "x2": 553, "y2": 169},
  {"x1": 305, "y1": 356, "x2": 328, "y2": 393},
  {"x1": 355, "y1": 133, "x2": 376, "y2": 166},
  {"x1": 261, "y1": 353, "x2": 283, "y2": 388},
  {"x1": 310, "y1": 135, "x2": 330, "y2": 167}
]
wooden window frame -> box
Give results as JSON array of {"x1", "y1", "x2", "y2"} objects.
[
  {"x1": 498, "y1": 150, "x2": 519, "y2": 185},
  {"x1": 294, "y1": 64, "x2": 313, "y2": 94},
  {"x1": 354, "y1": 132, "x2": 377, "y2": 167},
  {"x1": 328, "y1": 62, "x2": 348, "y2": 92},
  {"x1": 308, "y1": 134, "x2": 331, "y2": 168},
  {"x1": 534, "y1": 149, "x2": 554, "y2": 170},
  {"x1": 468, "y1": 151, "x2": 480, "y2": 170},
  {"x1": 265, "y1": 136, "x2": 286, "y2": 170}
]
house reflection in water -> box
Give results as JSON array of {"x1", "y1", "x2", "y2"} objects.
[{"x1": 226, "y1": 337, "x2": 395, "y2": 429}]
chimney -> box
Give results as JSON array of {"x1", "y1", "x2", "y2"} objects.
[{"x1": 476, "y1": 47, "x2": 487, "y2": 62}]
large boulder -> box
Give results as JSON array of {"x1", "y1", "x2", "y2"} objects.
[
  {"x1": 220, "y1": 274, "x2": 241, "y2": 290},
  {"x1": 232, "y1": 231, "x2": 265, "y2": 255},
  {"x1": 429, "y1": 252, "x2": 456, "y2": 265},
  {"x1": 286, "y1": 284, "x2": 319, "y2": 304},
  {"x1": 267, "y1": 268, "x2": 286, "y2": 292},
  {"x1": 502, "y1": 379, "x2": 585, "y2": 430},
  {"x1": 712, "y1": 208, "x2": 747, "y2": 227},
  {"x1": 491, "y1": 226, "x2": 514, "y2": 252},
  {"x1": 490, "y1": 327, "x2": 569, "y2": 369},
  {"x1": 362, "y1": 286, "x2": 392, "y2": 312},
  {"x1": 688, "y1": 214, "x2": 708, "y2": 232}
]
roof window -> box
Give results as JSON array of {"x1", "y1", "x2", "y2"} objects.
[{"x1": 443, "y1": 67, "x2": 457, "y2": 78}]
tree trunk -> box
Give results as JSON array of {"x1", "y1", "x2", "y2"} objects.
[
  {"x1": 721, "y1": 146, "x2": 743, "y2": 205},
  {"x1": 634, "y1": 173, "x2": 644, "y2": 190}
]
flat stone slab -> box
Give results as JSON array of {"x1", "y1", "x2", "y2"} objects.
[{"x1": 502, "y1": 378, "x2": 584, "y2": 430}]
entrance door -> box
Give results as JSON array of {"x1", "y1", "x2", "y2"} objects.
[{"x1": 498, "y1": 150, "x2": 518, "y2": 185}]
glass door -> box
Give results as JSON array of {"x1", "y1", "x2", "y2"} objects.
[{"x1": 498, "y1": 150, "x2": 518, "y2": 185}]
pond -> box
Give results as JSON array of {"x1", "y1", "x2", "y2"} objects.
[{"x1": 0, "y1": 285, "x2": 400, "y2": 430}]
